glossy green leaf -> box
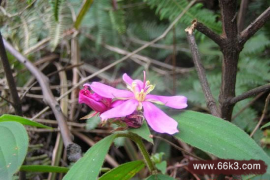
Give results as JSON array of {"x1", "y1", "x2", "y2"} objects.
[
  {"x1": 63, "y1": 134, "x2": 117, "y2": 180},
  {"x1": 129, "y1": 121, "x2": 153, "y2": 143},
  {"x1": 20, "y1": 165, "x2": 69, "y2": 173},
  {"x1": 0, "y1": 122, "x2": 28, "y2": 180},
  {"x1": 99, "y1": 160, "x2": 145, "y2": 180},
  {"x1": 0, "y1": 114, "x2": 52, "y2": 129},
  {"x1": 146, "y1": 174, "x2": 176, "y2": 180},
  {"x1": 173, "y1": 111, "x2": 270, "y2": 173}
]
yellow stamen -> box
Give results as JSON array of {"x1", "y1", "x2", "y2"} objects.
[{"x1": 146, "y1": 85, "x2": 155, "y2": 94}]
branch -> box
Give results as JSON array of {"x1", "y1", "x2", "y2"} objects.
[
  {"x1": 3, "y1": 39, "x2": 82, "y2": 162},
  {"x1": 185, "y1": 25, "x2": 220, "y2": 117},
  {"x1": 193, "y1": 20, "x2": 223, "y2": 46},
  {"x1": 220, "y1": 0, "x2": 238, "y2": 39},
  {"x1": 232, "y1": 92, "x2": 264, "y2": 120},
  {"x1": 0, "y1": 33, "x2": 22, "y2": 115},
  {"x1": 240, "y1": 6, "x2": 270, "y2": 46},
  {"x1": 237, "y1": 0, "x2": 249, "y2": 31},
  {"x1": 218, "y1": 0, "x2": 239, "y2": 121},
  {"x1": 230, "y1": 84, "x2": 270, "y2": 105}
]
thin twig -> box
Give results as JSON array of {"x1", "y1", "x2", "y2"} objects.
[
  {"x1": 230, "y1": 84, "x2": 270, "y2": 105},
  {"x1": 20, "y1": 83, "x2": 38, "y2": 100},
  {"x1": 194, "y1": 20, "x2": 223, "y2": 46},
  {"x1": 3, "y1": 39, "x2": 82, "y2": 162},
  {"x1": 23, "y1": 29, "x2": 75, "y2": 55},
  {"x1": 83, "y1": 33, "x2": 192, "y2": 73},
  {"x1": 34, "y1": 118, "x2": 87, "y2": 128},
  {"x1": 70, "y1": 38, "x2": 81, "y2": 120},
  {"x1": 250, "y1": 93, "x2": 270, "y2": 137},
  {"x1": 0, "y1": 95, "x2": 15, "y2": 106},
  {"x1": 185, "y1": 23, "x2": 220, "y2": 117},
  {"x1": 31, "y1": 0, "x2": 196, "y2": 120},
  {"x1": 25, "y1": 128, "x2": 112, "y2": 134},
  {"x1": 48, "y1": 62, "x2": 68, "y2": 180},
  {"x1": 237, "y1": 0, "x2": 249, "y2": 31},
  {"x1": 183, "y1": 166, "x2": 201, "y2": 180},
  {"x1": 20, "y1": 63, "x2": 83, "y2": 100},
  {"x1": 0, "y1": 85, "x2": 72, "y2": 91},
  {"x1": 129, "y1": 36, "x2": 190, "y2": 52},
  {"x1": 153, "y1": 135, "x2": 204, "y2": 161},
  {"x1": 232, "y1": 92, "x2": 264, "y2": 120},
  {"x1": 0, "y1": 33, "x2": 23, "y2": 115},
  {"x1": 17, "y1": 54, "x2": 59, "y2": 75},
  {"x1": 239, "y1": 6, "x2": 270, "y2": 46}
]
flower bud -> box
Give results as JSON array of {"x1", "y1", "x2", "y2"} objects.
[
  {"x1": 122, "y1": 111, "x2": 144, "y2": 128},
  {"x1": 79, "y1": 86, "x2": 112, "y2": 113}
]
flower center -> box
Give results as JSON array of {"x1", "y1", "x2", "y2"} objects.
[{"x1": 128, "y1": 80, "x2": 155, "y2": 102}]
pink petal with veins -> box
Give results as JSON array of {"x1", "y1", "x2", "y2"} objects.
[
  {"x1": 90, "y1": 82, "x2": 133, "y2": 99},
  {"x1": 100, "y1": 99, "x2": 138, "y2": 120},
  {"x1": 146, "y1": 94, "x2": 188, "y2": 109},
  {"x1": 142, "y1": 101, "x2": 179, "y2": 135}
]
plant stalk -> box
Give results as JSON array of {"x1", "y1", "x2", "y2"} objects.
[{"x1": 117, "y1": 132, "x2": 156, "y2": 174}]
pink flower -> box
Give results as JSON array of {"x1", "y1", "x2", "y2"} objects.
[
  {"x1": 78, "y1": 86, "x2": 112, "y2": 114},
  {"x1": 85, "y1": 72, "x2": 187, "y2": 135}
]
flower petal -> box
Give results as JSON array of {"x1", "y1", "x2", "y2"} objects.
[
  {"x1": 133, "y1": 80, "x2": 144, "y2": 92},
  {"x1": 146, "y1": 94, "x2": 188, "y2": 109},
  {"x1": 142, "y1": 102, "x2": 179, "y2": 134},
  {"x1": 78, "y1": 89, "x2": 107, "y2": 112},
  {"x1": 123, "y1": 73, "x2": 133, "y2": 85},
  {"x1": 111, "y1": 100, "x2": 125, "y2": 107},
  {"x1": 100, "y1": 99, "x2": 138, "y2": 120},
  {"x1": 90, "y1": 82, "x2": 133, "y2": 99}
]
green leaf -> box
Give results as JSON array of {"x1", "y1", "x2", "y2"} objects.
[
  {"x1": 20, "y1": 165, "x2": 69, "y2": 173},
  {"x1": 261, "y1": 122, "x2": 270, "y2": 129},
  {"x1": 99, "y1": 160, "x2": 145, "y2": 180},
  {"x1": 63, "y1": 134, "x2": 117, "y2": 180},
  {"x1": 74, "y1": 0, "x2": 94, "y2": 29},
  {"x1": 146, "y1": 174, "x2": 176, "y2": 180},
  {"x1": 129, "y1": 121, "x2": 153, "y2": 143},
  {"x1": 173, "y1": 111, "x2": 270, "y2": 173},
  {"x1": 0, "y1": 114, "x2": 52, "y2": 129},
  {"x1": 156, "y1": 161, "x2": 167, "y2": 174},
  {"x1": 0, "y1": 122, "x2": 28, "y2": 180},
  {"x1": 49, "y1": 0, "x2": 72, "y2": 51}
]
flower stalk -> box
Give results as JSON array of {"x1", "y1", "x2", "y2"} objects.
[{"x1": 117, "y1": 132, "x2": 156, "y2": 174}]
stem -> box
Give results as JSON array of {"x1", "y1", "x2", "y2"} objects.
[
  {"x1": 0, "y1": 32, "x2": 22, "y2": 116},
  {"x1": 230, "y1": 84, "x2": 270, "y2": 105},
  {"x1": 239, "y1": 6, "x2": 270, "y2": 46},
  {"x1": 185, "y1": 24, "x2": 220, "y2": 117},
  {"x1": 117, "y1": 132, "x2": 156, "y2": 173},
  {"x1": 133, "y1": 134, "x2": 156, "y2": 173}
]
